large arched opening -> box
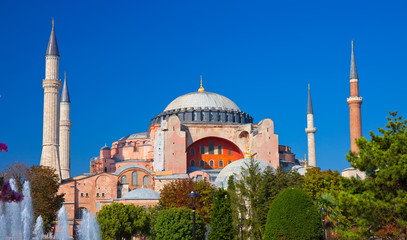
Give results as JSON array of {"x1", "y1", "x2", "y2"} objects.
[{"x1": 187, "y1": 137, "x2": 244, "y2": 169}]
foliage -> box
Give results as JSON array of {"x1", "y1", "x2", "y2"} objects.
[
  {"x1": 154, "y1": 207, "x2": 205, "y2": 240},
  {"x1": 336, "y1": 112, "x2": 407, "y2": 239},
  {"x1": 264, "y1": 188, "x2": 323, "y2": 240},
  {"x1": 159, "y1": 179, "x2": 215, "y2": 223},
  {"x1": 256, "y1": 167, "x2": 303, "y2": 234},
  {"x1": 208, "y1": 189, "x2": 235, "y2": 240},
  {"x1": 0, "y1": 177, "x2": 24, "y2": 202},
  {"x1": 0, "y1": 143, "x2": 8, "y2": 152},
  {"x1": 303, "y1": 167, "x2": 343, "y2": 201},
  {"x1": 27, "y1": 165, "x2": 65, "y2": 233},
  {"x1": 235, "y1": 157, "x2": 263, "y2": 239},
  {"x1": 0, "y1": 163, "x2": 64, "y2": 233},
  {"x1": 97, "y1": 203, "x2": 150, "y2": 240}
]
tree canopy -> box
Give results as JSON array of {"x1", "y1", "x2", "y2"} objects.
[
  {"x1": 265, "y1": 188, "x2": 323, "y2": 240},
  {"x1": 97, "y1": 203, "x2": 150, "y2": 240},
  {"x1": 154, "y1": 207, "x2": 205, "y2": 240},
  {"x1": 159, "y1": 179, "x2": 215, "y2": 223},
  {"x1": 209, "y1": 189, "x2": 235, "y2": 240},
  {"x1": 336, "y1": 112, "x2": 407, "y2": 239}
]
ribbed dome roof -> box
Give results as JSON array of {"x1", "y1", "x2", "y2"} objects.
[
  {"x1": 164, "y1": 91, "x2": 240, "y2": 112},
  {"x1": 121, "y1": 188, "x2": 160, "y2": 200},
  {"x1": 214, "y1": 158, "x2": 275, "y2": 188}
]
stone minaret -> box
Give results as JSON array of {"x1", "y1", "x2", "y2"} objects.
[
  {"x1": 347, "y1": 41, "x2": 362, "y2": 152},
  {"x1": 40, "y1": 20, "x2": 62, "y2": 179},
  {"x1": 60, "y1": 72, "x2": 71, "y2": 179},
  {"x1": 305, "y1": 84, "x2": 317, "y2": 167}
]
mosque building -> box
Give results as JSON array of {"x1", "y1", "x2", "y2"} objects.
[{"x1": 37, "y1": 21, "x2": 362, "y2": 236}]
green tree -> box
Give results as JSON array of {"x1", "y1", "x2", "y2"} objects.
[
  {"x1": 209, "y1": 189, "x2": 235, "y2": 240},
  {"x1": 97, "y1": 203, "x2": 150, "y2": 240},
  {"x1": 154, "y1": 207, "x2": 205, "y2": 240},
  {"x1": 303, "y1": 167, "x2": 343, "y2": 201},
  {"x1": 159, "y1": 179, "x2": 215, "y2": 223},
  {"x1": 256, "y1": 167, "x2": 303, "y2": 234},
  {"x1": 235, "y1": 158, "x2": 263, "y2": 239},
  {"x1": 264, "y1": 188, "x2": 323, "y2": 240},
  {"x1": 336, "y1": 112, "x2": 407, "y2": 239}
]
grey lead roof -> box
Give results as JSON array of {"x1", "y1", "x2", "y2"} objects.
[
  {"x1": 350, "y1": 41, "x2": 358, "y2": 79},
  {"x1": 46, "y1": 22, "x2": 59, "y2": 56},
  {"x1": 61, "y1": 74, "x2": 70, "y2": 102},
  {"x1": 307, "y1": 84, "x2": 313, "y2": 114}
]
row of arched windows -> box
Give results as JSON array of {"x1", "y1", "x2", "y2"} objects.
[
  {"x1": 121, "y1": 172, "x2": 150, "y2": 186},
  {"x1": 190, "y1": 159, "x2": 232, "y2": 168},
  {"x1": 190, "y1": 142, "x2": 230, "y2": 156}
]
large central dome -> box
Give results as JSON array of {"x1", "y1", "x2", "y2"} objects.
[
  {"x1": 164, "y1": 91, "x2": 240, "y2": 112},
  {"x1": 151, "y1": 83, "x2": 253, "y2": 125}
]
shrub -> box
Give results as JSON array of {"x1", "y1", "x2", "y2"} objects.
[
  {"x1": 264, "y1": 188, "x2": 323, "y2": 240},
  {"x1": 154, "y1": 207, "x2": 205, "y2": 240}
]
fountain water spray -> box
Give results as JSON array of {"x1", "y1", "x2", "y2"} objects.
[
  {"x1": 21, "y1": 181, "x2": 33, "y2": 240},
  {"x1": 56, "y1": 205, "x2": 69, "y2": 240},
  {"x1": 34, "y1": 215, "x2": 44, "y2": 240},
  {"x1": 6, "y1": 178, "x2": 22, "y2": 239},
  {"x1": 78, "y1": 209, "x2": 101, "y2": 240}
]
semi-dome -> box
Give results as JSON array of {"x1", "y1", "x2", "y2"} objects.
[
  {"x1": 120, "y1": 188, "x2": 160, "y2": 200},
  {"x1": 214, "y1": 158, "x2": 275, "y2": 188},
  {"x1": 164, "y1": 91, "x2": 240, "y2": 112}
]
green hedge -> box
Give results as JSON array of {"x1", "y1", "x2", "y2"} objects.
[
  {"x1": 154, "y1": 207, "x2": 205, "y2": 240},
  {"x1": 264, "y1": 188, "x2": 323, "y2": 240}
]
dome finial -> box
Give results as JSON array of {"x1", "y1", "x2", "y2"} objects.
[
  {"x1": 198, "y1": 75, "x2": 205, "y2": 92},
  {"x1": 244, "y1": 143, "x2": 251, "y2": 158},
  {"x1": 304, "y1": 154, "x2": 308, "y2": 168}
]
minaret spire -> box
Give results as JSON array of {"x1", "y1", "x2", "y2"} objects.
[
  {"x1": 350, "y1": 40, "x2": 358, "y2": 79},
  {"x1": 46, "y1": 19, "x2": 59, "y2": 57},
  {"x1": 305, "y1": 84, "x2": 317, "y2": 167},
  {"x1": 347, "y1": 40, "x2": 363, "y2": 152},
  {"x1": 60, "y1": 71, "x2": 72, "y2": 180}
]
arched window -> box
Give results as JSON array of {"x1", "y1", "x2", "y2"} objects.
[
  {"x1": 228, "y1": 160, "x2": 232, "y2": 165},
  {"x1": 191, "y1": 159, "x2": 195, "y2": 167},
  {"x1": 208, "y1": 141, "x2": 214, "y2": 154},
  {"x1": 228, "y1": 148, "x2": 232, "y2": 156},
  {"x1": 104, "y1": 167, "x2": 107, "y2": 172},
  {"x1": 121, "y1": 175, "x2": 127, "y2": 184},
  {"x1": 132, "y1": 172, "x2": 138, "y2": 185},
  {"x1": 77, "y1": 207, "x2": 87, "y2": 219},
  {"x1": 218, "y1": 145, "x2": 223, "y2": 155},
  {"x1": 143, "y1": 176, "x2": 150, "y2": 186},
  {"x1": 219, "y1": 160, "x2": 224, "y2": 168},
  {"x1": 190, "y1": 148, "x2": 195, "y2": 156},
  {"x1": 200, "y1": 145, "x2": 205, "y2": 154},
  {"x1": 209, "y1": 160, "x2": 214, "y2": 167},
  {"x1": 200, "y1": 160, "x2": 205, "y2": 167}
]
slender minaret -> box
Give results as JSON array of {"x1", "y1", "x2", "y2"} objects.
[
  {"x1": 60, "y1": 72, "x2": 71, "y2": 179},
  {"x1": 40, "y1": 19, "x2": 62, "y2": 179},
  {"x1": 347, "y1": 41, "x2": 362, "y2": 152},
  {"x1": 305, "y1": 84, "x2": 317, "y2": 167}
]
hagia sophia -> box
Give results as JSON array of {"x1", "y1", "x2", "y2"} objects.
[{"x1": 39, "y1": 21, "x2": 364, "y2": 235}]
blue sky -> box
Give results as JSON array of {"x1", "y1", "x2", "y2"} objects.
[{"x1": 0, "y1": 0, "x2": 406, "y2": 176}]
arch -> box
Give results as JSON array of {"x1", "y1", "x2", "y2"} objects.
[
  {"x1": 121, "y1": 175, "x2": 127, "y2": 184},
  {"x1": 199, "y1": 160, "x2": 205, "y2": 167},
  {"x1": 132, "y1": 171, "x2": 138, "y2": 185},
  {"x1": 191, "y1": 159, "x2": 195, "y2": 167},
  {"x1": 186, "y1": 137, "x2": 244, "y2": 169},
  {"x1": 143, "y1": 176, "x2": 150, "y2": 186},
  {"x1": 209, "y1": 159, "x2": 214, "y2": 168},
  {"x1": 219, "y1": 160, "x2": 224, "y2": 168},
  {"x1": 77, "y1": 207, "x2": 88, "y2": 219},
  {"x1": 239, "y1": 131, "x2": 249, "y2": 139},
  {"x1": 190, "y1": 147, "x2": 195, "y2": 156}
]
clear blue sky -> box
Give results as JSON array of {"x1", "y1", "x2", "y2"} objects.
[{"x1": 1, "y1": 0, "x2": 406, "y2": 176}]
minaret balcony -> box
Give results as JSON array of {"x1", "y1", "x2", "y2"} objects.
[
  {"x1": 305, "y1": 127, "x2": 317, "y2": 133},
  {"x1": 347, "y1": 96, "x2": 363, "y2": 103}
]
